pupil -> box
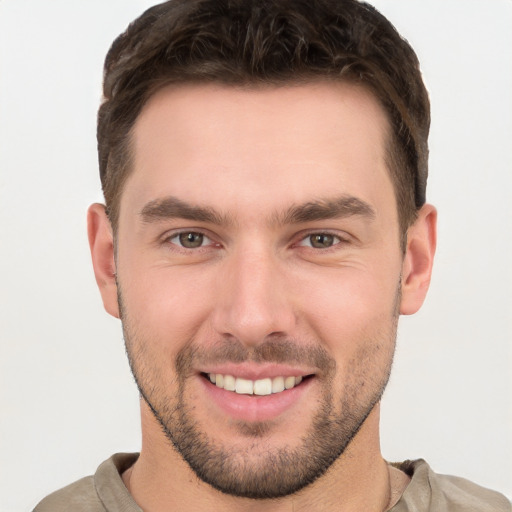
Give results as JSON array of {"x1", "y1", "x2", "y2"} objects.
[
  {"x1": 180, "y1": 232, "x2": 203, "y2": 248},
  {"x1": 311, "y1": 234, "x2": 333, "y2": 248}
]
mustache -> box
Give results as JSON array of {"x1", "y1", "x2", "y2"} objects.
[{"x1": 176, "y1": 336, "x2": 336, "y2": 375}]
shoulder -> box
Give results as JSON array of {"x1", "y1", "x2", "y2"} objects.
[
  {"x1": 33, "y1": 475, "x2": 103, "y2": 512},
  {"x1": 392, "y1": 459, "x2": 511, "y2": 512},
  {"x1": 33, "y1": 453, "x2": 140, "y2": 512}
]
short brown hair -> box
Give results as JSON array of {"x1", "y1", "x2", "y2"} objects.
[{"x1": 98, "y1": 0, "x2": 430, "y2": 239}]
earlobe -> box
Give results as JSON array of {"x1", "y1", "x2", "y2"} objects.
[
  {"x1": 400, "y1": 204, "x2": 437, "y2": 315},
  {"x1": 87, "y1": 203, "x2": 120, "y2": 319}
]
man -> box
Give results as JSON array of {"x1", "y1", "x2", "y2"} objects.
[{"x1": 33, "y1": 0, "x2": 510, "y2": 510}]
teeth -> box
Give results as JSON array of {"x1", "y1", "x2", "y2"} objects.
[
  {"x1": 272, "y1": 376, "x2": 285, "y2": 393},
  {"x1": 208, "y1": 373, "x2": 305, "y2": 395},
  {"x1": 253, "y1": 378, "x2": 272, "y2": 396},
  {"x1": 224, "y1": 375, "x2": 236, "y2": 391},
  {"x1": 235, "y1": 378, "x2": 253, "y2": 395},
  {"x1": 284, "y1": 376, "x2": 296, "y2": 389}
]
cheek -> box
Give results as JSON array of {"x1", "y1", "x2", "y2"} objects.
[
  {"x1": 118, "y1": 261, "x2": 217, "y2": 349},
  {"x1": 293, "y1": 266, "x2": 400, "y2": 356}
]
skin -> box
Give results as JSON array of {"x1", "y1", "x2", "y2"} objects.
[{"x1": 88, "y1": 82, "x2": 436, "y2": 511}]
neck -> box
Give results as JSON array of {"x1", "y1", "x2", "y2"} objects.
[{"x1": 123, "y1": 402, "x2": 396, "y2": 512}]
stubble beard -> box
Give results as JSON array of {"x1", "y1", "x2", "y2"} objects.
[{"x1": 119, "y1": 292, "x2": 399, "y2": 499}]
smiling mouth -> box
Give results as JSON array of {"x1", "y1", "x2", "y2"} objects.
[{"x1": 203, "y1": 373, "x2": 311, "y2": 396}]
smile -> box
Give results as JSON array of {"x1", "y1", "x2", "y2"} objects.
[{"x1": 206, "y1": 373, "x2": 304, "y2": 395}]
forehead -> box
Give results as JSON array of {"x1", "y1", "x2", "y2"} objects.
[{"x1": 123, "y1": 82, "x2": 394, "y2": 221}]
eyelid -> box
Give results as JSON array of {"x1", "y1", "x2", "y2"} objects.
[
  {"x1": 172, "y1": 232, "x2": 212, "y2": 247},
  {"x1": 160, "y1": 228, "x2": 219, "y2": 248},
  {"x1": 295, "y1": 230, "x2": 351, "y2": 248}
]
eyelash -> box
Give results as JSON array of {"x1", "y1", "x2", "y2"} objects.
[
  {"x1": 296, "y1": 232, "x2": 347, "y2": 250},
  {"x1": 163, "y1": 231, "x2": 217, "y2": 251},
  {"x1": 160, "y1": 230, "x2": 350, "y2": 252}
]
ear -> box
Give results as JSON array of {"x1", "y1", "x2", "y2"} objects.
[
  {"x1": 87, "y1": 203, "x2": 120, "y2": 318},
  {"x1": 400, "y1": 204, "x2": 437, "y2": 315}
]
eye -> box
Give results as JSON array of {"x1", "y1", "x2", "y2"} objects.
[
  {"x1": 299, "y1": 233, "x2": 341, "y2": 249},
  {"x1": 168, "y1": 231, "x2": 212, "y2": 249}
]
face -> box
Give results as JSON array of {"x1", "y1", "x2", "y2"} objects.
[{"x1": 100, "y1": 83, "x2": 417, "y2": 498}]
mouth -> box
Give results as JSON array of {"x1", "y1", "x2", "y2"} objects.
[
  {"x1": 198, "y1": 365, "x2": 317, "y2": 422},
  {"x1": 201, "y1": 372, "x2": 312, "y2": 396}
]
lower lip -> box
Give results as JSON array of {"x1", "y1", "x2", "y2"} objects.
[{"x1": 200, "y1": 376, "x2": 313, "y2": 423}]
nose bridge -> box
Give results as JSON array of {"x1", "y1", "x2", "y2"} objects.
[{"x1": 212, "y1": 242, "x2": 295, "y2": 345}]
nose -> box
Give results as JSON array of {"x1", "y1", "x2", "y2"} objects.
[{"x1": 211, "y1": 246, "x2": 296, "y2": 347}]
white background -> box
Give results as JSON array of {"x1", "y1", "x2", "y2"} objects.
[{"x1": 0, "y1": 1, "x2": 511, "y2": 510}]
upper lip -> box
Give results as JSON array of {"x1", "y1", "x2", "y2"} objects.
[{"x1": 199, "y1": 363, "x2": 315, "y2": 381}]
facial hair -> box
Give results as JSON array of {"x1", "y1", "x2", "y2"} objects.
[{"x1": 119, "y1": 289, "x2": 399, "y2": 499}]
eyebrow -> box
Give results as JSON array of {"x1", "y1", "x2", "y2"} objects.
[
  {"x1": 279, "y1": 196, "x2": 376, "y2": 225},
  {"x1": 139, "y1": 194, "x2": 375, "y2": 226},
  {"x1": 140, "y1": 196, "x2": 232, "y2": 225}
]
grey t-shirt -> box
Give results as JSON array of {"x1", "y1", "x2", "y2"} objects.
[{"x1": 33, "y1": 453, "x2": 511, "y2": 511}]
